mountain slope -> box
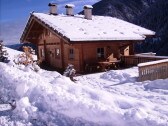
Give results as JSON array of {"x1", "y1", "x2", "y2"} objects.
[
  {"x1": 92, "y1": 0, "x2": 154, "y2": 22},
  {"x1": 135, "y1": 0, "x2": 168, "y2": 55}
]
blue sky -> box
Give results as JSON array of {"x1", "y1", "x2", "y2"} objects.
[
  {"x1": 0, "y1": 0, "x2": 49, "y2": 22},
  {"x1": 0, "y1": 0, "x2": 100, "y2": 44},
  {"x1": 0, "y1": 0, "x2": 100, "y2": 22}
]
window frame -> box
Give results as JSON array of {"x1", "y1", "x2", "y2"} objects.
[
  {"x1": 55, "y1": 48, "x2": 60, "y2": 59},
  {"x1": 69, "y1": 48, "x2": 74, "y2": 60},
  {"x1": 97, "y1": 47, "x2": 105, "y2": 59},
  {"x1": 40, "y1": 48, "x2": 45, "y2": 58}
]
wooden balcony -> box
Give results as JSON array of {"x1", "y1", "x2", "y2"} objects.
[
  {"x1": 121, "y1": 54, "x2": 168, "y2": 81},
  {"x1": 121, "y1": 55, "x2": 168, "y2": 67},
  {"x1": 84, "y1": 54, "x2": 168, "y2": 80}
]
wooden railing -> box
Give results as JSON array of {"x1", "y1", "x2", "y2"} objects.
[
  {"x1": 121, "y1": 55, "x2": 168, "y2": 67},
  {"x1": 138, "y1": 59, "x2": 168, "y2": 81}
]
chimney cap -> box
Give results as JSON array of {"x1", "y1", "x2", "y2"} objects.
[
  {"x1": 84, "y1": 5, "x2": 93, "y2": 9},
  {"x1": 65, "y1": 4, "x2": 75, "y2": 8},
  {"x1": 48, "y1": 3, "x2": 57, "y2": 6}
]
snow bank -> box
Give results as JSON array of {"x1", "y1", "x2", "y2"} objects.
[
  {"x1": 144, "y1": 79, "x2": 168, "y2": 90},
  {"x1": 0, "y1": 61, "x2": 128, "y2": 125},
  {"x1": 0, "y1": 48, "x2": 168, "y2": 126},
  {"x1": 100, "y1": 67, "x2": 138, "y2": 83}
]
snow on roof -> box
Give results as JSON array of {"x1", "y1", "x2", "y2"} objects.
[
  {"x1": 32, "y1": 13, "x2": 155, "y2": 41},
  {"x1": 65, "y1": 4, "x2": 75, "y2": 8},
  {"x1": 84, "y1": 5, "x2": 93, "y2": 9}
]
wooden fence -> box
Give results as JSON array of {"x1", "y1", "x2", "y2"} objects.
[
  {"x1": 121, "y1": 55, "x2": 168, "y2": 67},
  {"x1": 138, "y1": 59, "x2": 168, "y2": 81}
]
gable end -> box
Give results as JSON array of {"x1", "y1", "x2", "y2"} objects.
[{"x1": 20, "y1": 13, "x2": 71, "y2": 44}]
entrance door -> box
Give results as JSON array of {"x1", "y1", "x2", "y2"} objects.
[{"x1": 48, "y1": 46, "x2": 55, "y2": 67}]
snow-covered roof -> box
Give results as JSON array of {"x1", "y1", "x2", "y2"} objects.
[{"x1": 32, "y1": 13, "x2": 155, "y2": 41}]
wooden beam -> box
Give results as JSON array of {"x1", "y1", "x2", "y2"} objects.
[
  {"x1": 61, "y1": 38, "x2": 65, "y2": 69},
  {"x1": 80, "y1": 44, "x2": 84, "y2": 72},
  {"x1": 24, "y1": 19, "x2": 35, "y2": 42}
]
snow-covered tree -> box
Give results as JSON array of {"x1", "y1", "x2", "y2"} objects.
[
  {"x1": 0, "y1": 40, "x2": 9, "y2": 63},
  {"x1": 63, "y1": 64, "x2": 76, "y2": 81},
  {"x1": 13, "y1": 46, "x2": 40, "y2": 72},
  {"x1": 14, "y1": 46, "x2": 34, "y2": 65}
]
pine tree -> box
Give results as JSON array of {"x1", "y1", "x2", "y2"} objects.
[{"x1": 0, "y1": 40, "x2": 9, "y2": 63}]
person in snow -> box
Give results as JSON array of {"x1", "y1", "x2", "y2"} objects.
[{"x1": 64, "y1": 64, "x2": 76, "y2": 81}]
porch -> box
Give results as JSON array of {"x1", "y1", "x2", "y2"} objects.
[
  {"x1": 84, "y1": 53, "x2": 168, "y2": 73},
  {"x1": 84, "y1": 59, "x2": 121, "y2": 73}
]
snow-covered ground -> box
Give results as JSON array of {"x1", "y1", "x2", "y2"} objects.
[{"x1": 0, "y1": 47, "x2": 168, "y2": 126}]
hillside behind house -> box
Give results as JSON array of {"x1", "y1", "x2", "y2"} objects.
[
  {"x1": 91, "y1": 0, "x2": 155, "y2": 22},
  {"x1": 88, "y1": 0, "x2": 168, "y2": 56}
]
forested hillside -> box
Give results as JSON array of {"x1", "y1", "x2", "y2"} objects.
[
  {"x1": 87, "y1": 0, "x2": 168, "y2": 56},
  {"x1": 136, "y1": 0, "x2": 168, "y2": 55},
  {"x1": 92, "y1": 0, "x2": 155, "y2": 22}
]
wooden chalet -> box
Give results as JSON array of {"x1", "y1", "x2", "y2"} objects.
[{"x1": 20, "y1": 3, "x2": 155, "y2": 73}]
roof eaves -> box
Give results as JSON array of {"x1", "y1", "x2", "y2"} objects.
[
  {"x1": 69, "y1": 37, "x2": 145, "y2": 43},
  {"x1": 133, "y1": 29, "x2": 156, "y2": 37}
]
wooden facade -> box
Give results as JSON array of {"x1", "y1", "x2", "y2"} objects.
[
  {"x1": 21, "y1": 15, "x2": 143, "y2": 73},
  {"x1": 37, "y1": 33, "x2": 136, "y2": 72}
]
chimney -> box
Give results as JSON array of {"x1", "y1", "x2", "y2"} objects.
[
  {"x1": 48, "y1": 3, "x2": 57, "y2": 15},
  {"x1": 84, "y1": 5, "x2": 93, "y2": 20},
  {"x1": 65, "y1": 4, "x2": 75, "y2": 16}
]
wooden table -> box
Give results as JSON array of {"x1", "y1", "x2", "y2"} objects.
[{"x1": 98, "y1": 60, "x2": 120, "y2": 71}]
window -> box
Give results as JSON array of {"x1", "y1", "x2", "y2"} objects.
[
  {"x1": 55, "y1": 48, "x2": 60, "y2": 58},
  {"x1": 97, "y1": 48, "x2": 104, "y2": 59},
  {"x1": 69, "y1": 49, "x2": 74, "y2": 59},
  {"x1": 40, "y1": 48, "x2": 45, "y2": 57}
]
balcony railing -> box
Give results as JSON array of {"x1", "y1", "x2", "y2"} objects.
[
  {"x1": 138, "y1": 59, "x2": 168, "y2": 81},
  {"x1": 121, "y1": 55, "x2": 168, "y2": 67}
]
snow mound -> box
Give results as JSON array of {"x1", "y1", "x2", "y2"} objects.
[
  {"x1": 144, "y1": 79, "x2": 168, "y2": 90},
  {"x1": 100, "y1": 67, "x2": 138, "y2": 83},
  {"x1": 0, "y1": 47, "x2": 168, "y2": 126},
  {"x1": 0, "y1": 60, "x2": 127, "y2": 125}
]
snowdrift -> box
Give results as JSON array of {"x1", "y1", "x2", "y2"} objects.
[{"x1": 0, "y1": 47, "x2": 168, "y2": 126}]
